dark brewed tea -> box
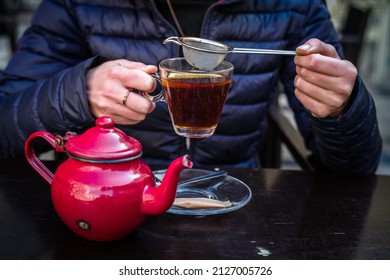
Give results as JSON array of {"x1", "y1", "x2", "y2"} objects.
[
  {"x1": 162, "y1": 74, "x2": 231, "y2": 134},
  {"x1": 158, "y1": 58, "x2": 234, "y2": 138}
]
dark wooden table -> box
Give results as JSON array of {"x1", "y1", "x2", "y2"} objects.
[{"x1": 0, "y1": 159, "x2": 389, "y2": 260}]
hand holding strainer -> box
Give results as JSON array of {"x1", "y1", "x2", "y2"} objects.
[{"x1": 164, "y1": 36, "x2": 297, "y2": 70}]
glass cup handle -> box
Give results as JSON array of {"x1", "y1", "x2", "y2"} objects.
[{"x1": 142, "y1": 73, "x2": 165, "y2": 102}]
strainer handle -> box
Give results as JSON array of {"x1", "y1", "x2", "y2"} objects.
[
  {"x1": 233, "y1": 48, "x2": 297, "y2": 56},
  {"x1": 163, "y1": 36, "x2": 183, "y2": 46}
]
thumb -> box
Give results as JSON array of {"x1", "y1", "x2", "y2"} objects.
[{"x1": 296, "y1": 38, "x2": 339, "y2": 59}]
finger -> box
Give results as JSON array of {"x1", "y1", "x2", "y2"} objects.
[
  {"x1": 105, "y1": 60, "x2": 158, "y2": 91},
  {"x1": 116, "y1": 60, "x2": 158, "y2": 77},
  {"x1": 294, "y1": 75, "x2": 347, "y2": 110},
  {"x1": 296, "y1": 65, "x2": 334, "y2": 88},
  {"x1": 93, "y1": 97, "x2": 155, "y2": 125},
  {"x1": 90, "y1": 87, "x2": 155, "y2": 118},
  {"x1": 121, "y1": 91, "x2": 156, "y2": 114},
  {"x1": 294, "y1": 88, "x2": 334, "y2": 118},
  {"x1": 294, "y1": 74, "x2": 327, "y2": 103},
  {"x1": 296, "y1": 65, "x2": 355, "y2": 97},
  {"x1": 296, "y1": 65, "x2": 344, "y2": 91},
  {"x1": 295, "y1": 87, "x2": 346, "y2": 118},
  {"x1": 295, "y1": 53, "x2": 349, "y2": 77},
  {"x1": 143, "y1": 65, "x2": 159, "y2": 74},
  {"x1": 107, "y1": 66, "x2": 157, "y2": 92},
  {"x1": 116, "y1": 59, "x2": 157, "y2": 72},
  {"x1": 106, "y1": 111, "x2": 147, "y2": 125},
  {"x1": 111, "y1": 104, "x2": 150, "y2": 125}
]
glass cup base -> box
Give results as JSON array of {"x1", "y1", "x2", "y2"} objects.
[{"x1": 174, "y1": 126, "x2": 216, "y2": 138}]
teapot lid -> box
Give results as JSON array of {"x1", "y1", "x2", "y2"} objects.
[{"x1": 65, "y1": 116, "x2": 142, "y2": 161}]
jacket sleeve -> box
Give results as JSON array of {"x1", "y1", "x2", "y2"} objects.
[
  {"x1": 310, "y1": 76, "x2": 382, "y2": 174},
  {"x1": 279, "y1": 0, "x2": 382, "y2": 174},
  {"x1": 0, "y1": 0, "x2": 103, "y2": 158}
]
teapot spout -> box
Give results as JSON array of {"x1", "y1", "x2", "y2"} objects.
[{"x1": 141, "y1": 155, "x2": 193, "y2": 215}]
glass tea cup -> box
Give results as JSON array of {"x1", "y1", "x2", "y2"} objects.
[{"x1": 145, "y1": 57, "x2": 234, "y2": 138}]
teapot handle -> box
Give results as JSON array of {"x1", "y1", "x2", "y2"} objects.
[{"x1": 24, "y1": 131, "x2": 65, "y2": 185}]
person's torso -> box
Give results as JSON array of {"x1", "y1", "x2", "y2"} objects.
[{"x1": 67, "y1": 0, "x2": 313, "y2": 167}]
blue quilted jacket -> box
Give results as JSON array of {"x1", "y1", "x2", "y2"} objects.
[{"x1": 0, "y1": 0, "x2": 382, "y2": 173}]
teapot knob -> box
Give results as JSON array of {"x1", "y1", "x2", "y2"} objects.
[{"x1": 96, "y1": 116, "x2": 115, "y2": 128}]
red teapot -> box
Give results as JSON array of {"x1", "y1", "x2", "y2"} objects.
[{"x1": 25, "y1": 116, "x2": 192, "y2": 241}]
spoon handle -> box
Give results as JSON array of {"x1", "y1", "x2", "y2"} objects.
[
  {"x1": 233, "y1": 48, "x2": 297, "y2": 56},
  {"x1": 154, "y1": 170, "x2": 228, "y2": 186},
  {"x1": 178, "y1": 170, "x2": 228, "y2": 187}
]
